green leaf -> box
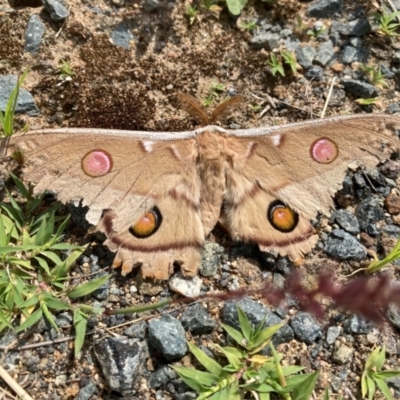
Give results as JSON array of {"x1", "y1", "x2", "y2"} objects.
[
  {"x1": 214, "y1": 345, "x2": 243, "y2": 370},
  {"x1": 41, "y1": 302, "x2": 58, "y2": 331},
  {"x1": 361, "y1": 371, "x2": 368, "y2": 398},
  {"x1": 42, "y1": 295, "x2": 71, "y2": 310},
  {"x1": 290, "y1": 371, "x2": 319, "y2": 400},
  {"x1": 67, "y1": 274, "x2": 111, "y2": 299},
  {"x1": 40, "y1": 251, "x2": 62, "y2": 265},
  {"x1": 73, "y1": 309, "x2": 88, "y2": 356},
  {"x1": 225, "y1": 0, "x2": 246, "y2": 15},
  {"x1": 10, "y1": 173, "x2": 30, "y2": 199},
  {"x1": 34, "y1": 256, "x2": 51, "y2": 276},
  {"x1": 375, "y1": 346, "x2": 386, "y2": 370},
  {"x1": 172, "y1": 365, "x2": 219, "y2": 389},
  {"x1": 366, "y1": 375, "x2": 376, "y2": 400},
  {"x1": 17, "y1": 295, "x2": 39, "y2": 309},
  {"x1": 188, "y1": 341, "x2": 224, "y2": 376},
  {"x1": 221, "y1": 323, "x2": 245, "y2": 347},
  {"x1": 16, "y1": 307, "x2": 43, "y2": 332},
  {"x1": 375, "y1": 378, "x2": 393, "y2": 400},
  {"x1": 374, "y1": 371, "x2": 400, "y2": 379},
  {"x1": 237, "y1": 305, "x2": 252, "y2": 341},
  {"x1": 249, "y1": 323, "x2": 284, "y2": 353},
  {"x1": 34, "y1": 211, "x2": 55, "y2": 245}
]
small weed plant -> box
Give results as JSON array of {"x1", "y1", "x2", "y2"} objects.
[
  {"x1": 58, "y1": 59, "x2": 75, "y2": 78},
  {"x1": 267, "y1": 51, "x2": 299, "y2": 77},
  {"x1": 360, "y1": 64, "x2": 389, "y2": 89},
  {"x1": 361, "y1": 346, "x2": 400, "y2": 400},
  {"x1": 0, "y1": 69, "x2": 29, "y2": 138},
  {"x1": 172, "y1": 305, "x2": 319, "y2": 399},
  {"x1": 0, "y1": 174, "x2": 110, "y2": 355},
  {"x1": 203, "y1": 82, "x2": 225, "y2": 106},
  {"x1": 373, "y1": 10, "x2": 400, "y2": 36}
]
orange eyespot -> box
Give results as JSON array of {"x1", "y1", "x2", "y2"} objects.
[
  {"x1": 268, "y1": 201, "x2": 298, "y2": 233},
  {"x1": 130, "y1": 207, "x2": 162, "y2": 238}
]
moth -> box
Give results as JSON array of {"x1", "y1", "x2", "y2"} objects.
[{"x1": 0, "y1": 93, "x2": 399, "y2": 280}]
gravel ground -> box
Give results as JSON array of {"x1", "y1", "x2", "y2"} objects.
[{"x1": 1, "y1": 0, "x2": 400, "y2": 399}]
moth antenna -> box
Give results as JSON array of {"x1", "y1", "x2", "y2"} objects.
[
  {"x1": 176, "y1": 93, "x2": 209, "y2": 126},
  {"x1": 209, "y1": 96, "x2": 244, "y2": 124}
]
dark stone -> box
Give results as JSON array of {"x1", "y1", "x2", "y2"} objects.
[
  {"x1": 149, "y1": 366, "x2": 177, "y2": 389},
  {"x1": 314, "y1": 40, "x2": 336, "y2": 66},
  {"x1": 289, "y1": 312, "x2": 322, "y2": 344},
  {"x1": 356, "y1": 197, "x2": 385, "y2": 231},
  {"x1": 333, "y1": 209, "x2": 360, "y2": 234},
  {"x1": 124, "y1": 321, "x2": 147, "y2": 339},
  {"x1": 343, "y1": 315, "x2": 373, "y2": 334},
  {"x1": 295, "y1": 46, "x2": 316, "y2": 69},
  {"x1": 76, "y1": 382, "x2": 97, "y2": 400},
  {"x1": 331, "y1": 19, "x2": 371, "y2": 36},
  {"x1": 24, "y1": 14, "x2": 45, "y2": 53},
  {"x1": 94, "y1": 337, "x2": 148, "y2": 396},
  {"x1": 340, "y1": 46, "x2": 369, "y2": 64},
  {"x1": 110, "y1": 24, "x2": 136, "y2": 49},
  {"x1": 250, "y1": 32, "x2": 280, "y2": 50},
  {"x1": 324, "y1": 229, "x2": 366, "y2": 260},
  {"x1": 180, "y1": 303, "x2": 216, "y2": 335},
  {"x1": 0, "y1": 76, "x2": 40, "y2": 116},
  {"x1": 148, "y1": 315, "x2": 187, "y2": 361},
  {"x1": 305, "y1": 66, "x2": 323, "y2": 81},
  {"x1": 42, "y1": 0, "x2": 69, "y2": 21},
  {"x1": 341, "y1": 79, "x2": 379, "y2": 98},
  {"x1": 307, "y1": 0, "x2": 343, "y2": 18}
]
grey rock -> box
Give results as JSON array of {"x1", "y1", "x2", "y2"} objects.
[
  {"x1": 332, "y1": 343, "x2": 353, "y2": 364},
  {"x1": 148, "y1": 315, "x2": 187, "y2": 361},
  {"x1": 380, "y1": 64, "x2": 395, "y2": 79},
  {"x1": 76, "y1": 382, "x2": 97, "y2": 400},
  {"x1": 349, "y1": 37, "x2": 362, "y2": 47},
  {"x1": 0, "y1": 76, "x2": 40, "y2": 116},
  {"x1": 110, "y1": 24, "x2": 135, "y2": 49},
  {"x1": 326, "y1": 326, "x2": 341, "y2": 345},
  {"x1": 366, "y1": 168, "x2": 386, "y2": 187},
  {"x1": 124, "y1": 321, "x2": 147, "y2": 339},
  {"x1": 24, "y1": 15, "x2": 45, "y2": 53},
  {"x1": 356, "y1": 197, "x2": 384, "y2": 231},
  {"x1": 343, "y1": 315, "x2": 373, "y2": 334},
  {"x1": 334, "y1": 209, "x2": 360, "y2": 234},
  {"x1": 289, "y1": 312, "x2": 322, "y2": 344},
  {"x1": 393, "y1": 51, "x2": 400, "y2": 63},
  {"x1": 55, "y1": 312, "x2": 73, "y2": 328},
  {"x1": 330, "y1": 367, "x2": 348, "y2": 392},
  {"x1": 199, "y1": 242, "x2": 224, "y2": 277},
  {"x1": 341, "y1": 79, "x2": 378, "y2": 98},
  {"x1": 94, "y1": 337, "x2": 148, "y2": 396},
  {"x1": 280, "y1": 28, "x2": 292, "y2": 38},
  {"x1": 307, "y1": 0, "x2": 342, "y2": 18},
  {"x1": 327, "y1": 88, "x2": 346, "y2": 106},
  {"x1": 331, "y1": 19, "x2": 371, "y2": 36},
  {"x1": 388, "y1": 103, "x2": 400, "y2": 114},
  {"x1": 42, "y1": 0, "x2": 69, "y2": 21},
  {"x1": 382, "y1": 225, "x2": 400, "y2": 237},
  {"x1": 143, "y1": 0, "x2": 160, "y2": 11},
  {"x1": 149, "y1": 365, "x2": 177, "y2": 389},
  {"x1": 222, "y1": 298, "x2": 294, "y2": 346},
  {"x1": 180, "y1": 303, "x2": 216, "y2": 335},
  {"x1": 250, "y1": 32, "x2": 280, "y2": 50},
  {"x1": 295, "y1": 46, "x2": 316, "y2": 69},
  {"x1": 285, "y1": 37, "x2": 300, "y2": 51},
  {"x1": 387, "y1": 305, "x2": 400, "y2": 330},
  {"x1": 387, "y1": 377, "x2": 400, "y2": 398},
  {"x1": 353, "y1": 171, "x2": 367, "y2": 188},
  {"x1": 314, "y1": 40, "x2": 336, "y2": 66},
  {"x1": 324, "y1": 229, "x2": 366, "y2": 260},
  {"x1": 340, "y1": 46, "x2": 369, "y2": 64}
]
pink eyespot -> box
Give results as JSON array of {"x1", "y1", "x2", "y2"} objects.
[
  {"x1": 81, "y1": 150, "x2": 113, "y2": 177},
  {"x1": 310, "y1": 138, "x2": 338, "y2": 164}
]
